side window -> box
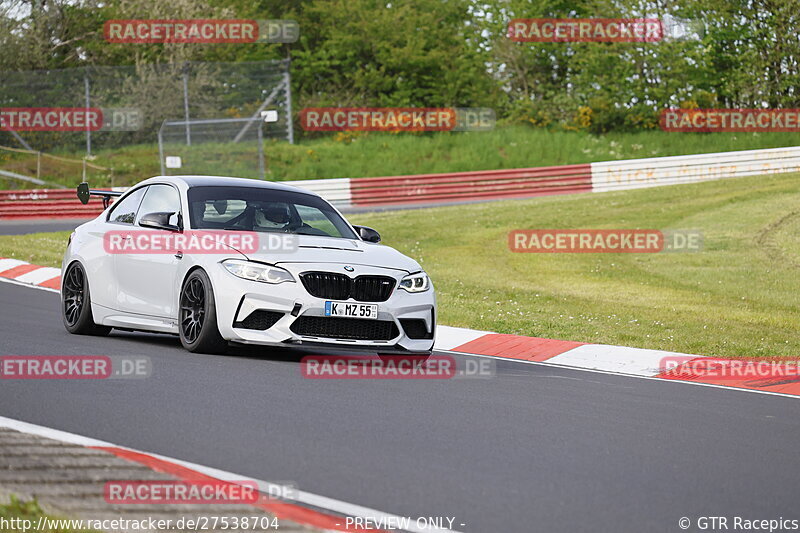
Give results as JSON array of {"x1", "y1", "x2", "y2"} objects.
[
  {"x1": 295, "y1": 205, "x2": 340, "y2": 237},
  {"x1": 136, "y1": 185, "x2": 182, "y2": 227},
  {"x1": 193, "y1": 199, "x2": 247, "y2": 225},
  {"x1": 108, "y1": 187, "x2": 147, "y2": 225}
]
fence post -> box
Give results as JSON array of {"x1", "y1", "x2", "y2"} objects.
[
  {"x1": 158, "y1": 124, "x2": 166, "y2": 175},
  {"x1": 182, "y1": 62, "x2": 191, "y2": 146},
  {"x1": 36, "y1": 151, "x2": 41, "y2": 179},
  {"x1": 257, "y1": 125, "x2": 265, "y2": 180},
  {"x1": 284, "y1": 68, "x2": 294, "y2": 144},
  {"x1": 84, "y1": 73, "x2": 92, "y2": 156}
]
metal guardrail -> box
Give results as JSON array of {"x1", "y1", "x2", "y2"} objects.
[
  {"x1": 349, "y1": 164, "x2": 593, "y2": 206},
  {"x1": 0, "y1": 187, "x2": 118, "y2": 219},
  {"x1": 2, "y1": 146, "x2": 799, "y2": 219},
  {"x1": 591, "y1": 146, "x2": 800, "y2": 192},
  {"x1": 0, "y1": 169, "x2": 55, "y2": 187}
]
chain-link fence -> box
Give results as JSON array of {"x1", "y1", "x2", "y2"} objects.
[
  {"x1": 158, "y1": 118, "x2": 266, "y2": 180},
  {"x1": 0, "y1": 144, "x2": 112, "y2": 189},
  {"x1": 0, "y1": 59, "x2": 293, "y2": 155}
]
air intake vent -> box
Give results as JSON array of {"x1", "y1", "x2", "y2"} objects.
[
  {"x1": 234, "y1": 310, "x2": 284, "y2": 330},
  {"x1": 399, "y1": 318, "x2": 433, "y2": 340},
  {"x1": 290, "y1": 316, "x2": 399, "y2": 340},
  {"x1": 300, "y1": 272, "x2": 396, "y2": 302}
]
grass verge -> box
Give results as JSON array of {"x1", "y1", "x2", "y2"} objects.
[
  {"x1": 353, "y1": 172, "x2": 800, "y2": 358},
  {"x1": 0, "y1": 495, "x2": 96, "y2": 532},
  {"x1": 1, "y1": 172, "x2": 798, "y2": 358},
  {"x1": 0, "y1": 231, "x2": 69, "y2": 268}
]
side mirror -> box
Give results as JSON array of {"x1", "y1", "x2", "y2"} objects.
[
  {"x1": 139, "y1": 212, "x2": 182, "y2": 232},
  {"x1": 353, "y1": 225, "x2": 381, "y2": 243}
]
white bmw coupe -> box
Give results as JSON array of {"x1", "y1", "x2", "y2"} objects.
[{"x1": 62, "y1": 176, "x2": 436, "y2": 355}]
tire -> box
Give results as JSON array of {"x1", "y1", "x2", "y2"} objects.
[
  {"x1": 61, "y1": 262, "x2": 112, "y2": 336},
  {"x1": 179, "y1": 269, "x2": 228, "y2": 354}
]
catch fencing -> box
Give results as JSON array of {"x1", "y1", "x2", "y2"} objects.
[{"x1": 0, "y1": 60, "x2": 293, "y2": 155}]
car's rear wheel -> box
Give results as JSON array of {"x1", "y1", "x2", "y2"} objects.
[
  {"x1": 179, "y1": 269, "x2": 228, "y2": 354},
  {"x1": 62, "y1": 262, "x2": 111, "y2": 336}
]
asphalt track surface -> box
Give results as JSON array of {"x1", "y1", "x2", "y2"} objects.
[
  {"x1": 1, "y1": 281, "x2": 800, "y2": 532},
  {"x1": 0, "y1": 218, "x2": 90, "y2": 235}
]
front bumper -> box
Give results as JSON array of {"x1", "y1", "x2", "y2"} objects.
[{"x1": 210, "y1": 262, "x2": 436, "y2": 353}]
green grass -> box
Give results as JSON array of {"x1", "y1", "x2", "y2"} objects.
[
  {"x1": 348, "y1": 172, "x2": 800, "y2": 358},
  {"x1": 0, "y1": 231, "x2": 69, "y2": 268},
  {"x1": 2, "y1": 126, "x2": 799, "y2": 189},
  {"x1": 2, "y1": 172, "x2": 799, "y2": 358},
  {"x1": 0, "y1": 495, "x2": 96, "y2": 532}
]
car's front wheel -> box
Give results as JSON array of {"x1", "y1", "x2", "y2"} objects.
[
  {"x1": 179, "y1": 269, "x2": 228, "y2": 354},
  {"x1": 62, "y1": 261, "x2": 111, "y2": 336}
]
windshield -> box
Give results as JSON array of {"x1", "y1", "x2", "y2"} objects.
[{"x1": 187, "y1": 186, "x2": 358, "y2": 239}]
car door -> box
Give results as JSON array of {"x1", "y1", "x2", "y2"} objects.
[
  {"x1": 114, "y1": 184, "x2": 183, "y2": 319},
  {"x1": 94, "y1": 186, "x2": 147, "y2": 309}
]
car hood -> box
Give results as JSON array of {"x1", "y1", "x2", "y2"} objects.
[{"x1": 240, "y1": 235, "x2": 422, "y2": 274}]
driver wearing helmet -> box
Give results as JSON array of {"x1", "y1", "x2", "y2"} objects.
[{"x1": 253, "y1": 202, "x2": 291, "y2": 230}]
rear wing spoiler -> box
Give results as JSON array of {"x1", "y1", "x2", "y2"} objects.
[{"x1": 77, "y1": 182, "x2": 123, "y2": 209}]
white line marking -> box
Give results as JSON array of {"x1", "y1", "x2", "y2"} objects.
[
  {"x1": 440, "y1": 349, "x2": 800, "y2": 400},
  {"x1": 0, "y1": 415, "x2": 110, "y2": 446},
  {"x1": 0, "y1": 415, "x2": 460, "y2": 533},
  {"x1": 0, "y1": 275, "x2": 59, "y2": 293}
]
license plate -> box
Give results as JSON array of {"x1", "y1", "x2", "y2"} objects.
[{"x1": 324, "y1": 301, "x2": 378, "y2": 319}]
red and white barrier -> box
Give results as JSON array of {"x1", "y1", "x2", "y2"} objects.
[
  {"x1": 0, "y1": 258, "x2": 61, "y2": 289},
  {"x1": 346, "y1": 164, "x2": 593, "y2": 207},
  {"x1": 2, "y1": 146, "x2": 799, "y2": 218},
  {"x1": 590, "y1": 146, "x2": 800, "y2": 193},
  {"x1": 436, "y1": 325, "x2": 800, "y2": 398},
  {"x1": 0, "y1": 187, "x2": 126, "y2": 219}
]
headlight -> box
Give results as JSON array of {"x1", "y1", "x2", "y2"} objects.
[
  {"x1": 398, "y1": 272, "x2": 430, "y2": 293},
  {"x1": 222, "y1": 259, "x2": 294, "y2": 284}
]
